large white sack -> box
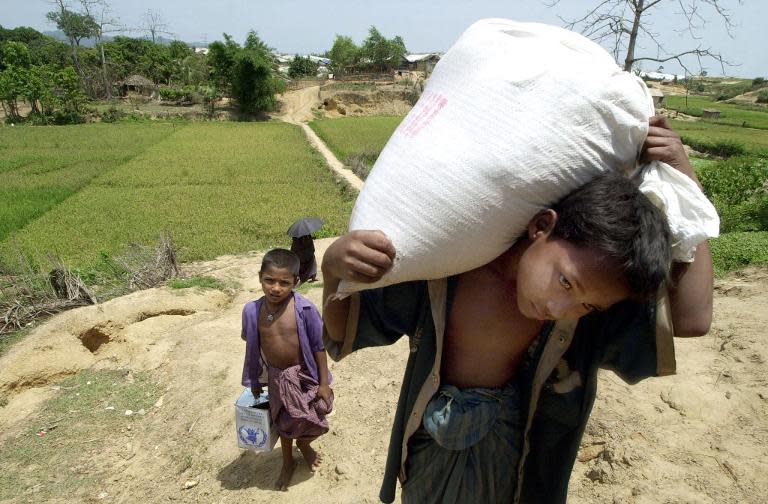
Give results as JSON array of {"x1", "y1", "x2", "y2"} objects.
[{"x1": 338, "y1": 18, "x2": 655, "y2": 295}]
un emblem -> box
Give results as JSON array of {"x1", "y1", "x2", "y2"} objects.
[{"x1": 238, "y1": 426, "x2": 267, "y2": 448}]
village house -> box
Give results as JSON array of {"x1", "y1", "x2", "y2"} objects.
[
  {"x1": 649, "y1": 87, "x2": 665, "y2": 109},
  {"x1": 402, "y1": 53, "x2": 441, "y2": 74},
  {"x1": 117, "y1": 74, "x2": 155, "y2": 97}
]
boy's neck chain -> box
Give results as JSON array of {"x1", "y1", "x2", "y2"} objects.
[{"x1": 264, "y1": 298, "x2": 290, "y2": 322}]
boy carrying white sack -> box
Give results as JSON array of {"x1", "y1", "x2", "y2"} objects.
[{"x1": 321, "y1": 19, "x2": 717, "y2": 504}]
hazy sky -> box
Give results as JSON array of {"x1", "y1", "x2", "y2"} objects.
[{"x1": 2, "y1": 0, "x2": 765, "y2": 78}]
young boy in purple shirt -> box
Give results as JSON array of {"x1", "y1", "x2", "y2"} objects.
[{"x1": 241, "y1": 248, "x2": 332, "y2": 491}]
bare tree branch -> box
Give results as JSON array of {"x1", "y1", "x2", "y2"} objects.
[
  {"x1": 140, "y1": 9, "x2": 175, "y2": 44},
  {"x1": 546, "y1": 0, "x2": 742, "y2": 73}
]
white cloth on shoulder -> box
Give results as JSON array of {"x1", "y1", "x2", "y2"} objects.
[{"x1": 637, "y1": 161, "x2": 719, "y2": 262}]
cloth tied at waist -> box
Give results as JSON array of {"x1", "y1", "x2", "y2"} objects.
[{"x1": 422, "y1": 381, "x2": 521, "y2": 451}]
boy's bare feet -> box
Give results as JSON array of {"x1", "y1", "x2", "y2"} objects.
[
  {"x1": 297, "y1": 440, "x2": 323, "y2": 472},
  {"x1": 276, "y1": 458, "x2": 297, "y2": 491}
]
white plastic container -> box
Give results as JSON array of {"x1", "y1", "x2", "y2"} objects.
[{"x1": 234, "y1": 388, "x2": 277, "y2": 452}]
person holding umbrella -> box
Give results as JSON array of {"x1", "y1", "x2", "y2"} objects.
[{"x1": 288, "y1": 217, "x2": 323, "y2": 284}]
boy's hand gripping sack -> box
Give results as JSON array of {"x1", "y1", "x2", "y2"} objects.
[{"x1": 339, "y1": 19, "x2": 655, "y2": 295}]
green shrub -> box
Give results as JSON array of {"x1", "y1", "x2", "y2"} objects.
[
  {"x1": 752, "y1": 77, "x2": 766, "y2": 89},
  {"x1": 100, "y1": 106, "x2": 125, "y2": 123},
  {"x1": 698, "y1": 156, "x2": 768, "y2": 233},
  {"x1": 710, "y1": 232, "x2": 768, "y2": 276},
  {"x1": 52, "y1": 110, "x2": 85, "y2": 125},
  {"x1": 159, "y1": 87, "x2": 191, "y2": 103},
  {"x1": 681, "y1": 136, "x2": 746, "y2": 157},
  {"x1": 757, "y1": 90, "x2": 768, "y2": 104}
]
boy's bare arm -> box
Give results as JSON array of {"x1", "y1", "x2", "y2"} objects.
[
  {"x1": 641, "y1": 116, "x2": 714, "y2": 337},
  {"x1": 321, "y1": 231, "x2": 396, "y2": 342},
  {"x1": 669, "y1": 242, "x2": 713, "y2": 337},
  {"x1": 314, "y1": 350, "x2": 332, "y2": 401}
]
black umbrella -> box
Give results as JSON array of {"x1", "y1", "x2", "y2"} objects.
[{"x1": 287, "y1": 217, "x2": 324, "y2": 238}]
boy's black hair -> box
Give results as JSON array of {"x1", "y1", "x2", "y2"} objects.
[
  {"x1": 260, "y1": 248, "x2": 300, "y2": 277},
  {"x1": 550, "y1": 171, "x2": 672, "y2": 300}
]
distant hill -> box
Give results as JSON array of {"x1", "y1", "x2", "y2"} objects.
[{"x1": 42, "y1": 30, "x2": 207, "y2": 48}]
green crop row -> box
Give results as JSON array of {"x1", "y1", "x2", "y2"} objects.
[
  {"x1": 309, "y1": 116, "x2": 403, "y2": 164},
  {"x1": 665, "y1": 95, "x2": 768, "y2": 130},
  {"x1": 0, "y1": 122, "x2": 354, "y2": 268},
  {"x1": 670, "y1": 119, "x2": 768, "y2": 157},
  {"x1": 0, "y1": 123, "x2": 178, "y2": 243}
]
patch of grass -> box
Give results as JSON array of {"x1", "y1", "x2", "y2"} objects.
[
  {"x1": 0, "y1": 395, "x2": 7, "y2": 408},
  {"x1": 710, "y1": 232, "x2": 768, "y2": 276},
  {"x1": 698, "y1": 156, "x2": 768, "y2": 233},
  {"x1": 689, "y1": 156, "x2": 718, "y2": 172},
  {"x1": 670, "y1": 119, "x2": 768, "y2": 156},
  {"x1": 0, "y1": 187, "x2": 75, "y2": 242},
  {"x1": 309, "y1": 116, "x2": 403, "y2": 164},
  {"x1": 168, "y1": 275, "x2": 227, "y2": 290},
  {"x1": 1, "y1": 122, "x2": 354, "y2": 269},
  {"x1": 0, "y1": 369, "x2": 160, "y2": 500},
  {"x1": 0, "y1": 123, "x2": 180, "y2": 241},
  {"x1": 681, "y1": 137, "x2": 746, "y2": 158},
  {"x1": 665, "y1": 95, "x2": 768, "y2": 130},
  {"x1": 0, "y1": 327, "x2": 30, "y2": 358}
]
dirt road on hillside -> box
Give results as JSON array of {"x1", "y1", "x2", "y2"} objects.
[
  {"x1": 276, "y1": 86, "x2": 322, "y2": 124},
  {"x1": 1, "y1": 239, "x2": 767, "y2": 503}
]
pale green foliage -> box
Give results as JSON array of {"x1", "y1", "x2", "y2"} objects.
[
  {"x1": 45, "y1": 9, "x2": 99, "y2": 45},
  {"x1": 360, "y1": 26, "x2": 407, "y2": 71},
  {"x1": 288, "y1": 55, "x2": 318, "y2": 79},
  {"x1": 327, "y1": 35, "x2": 359, "y2": 75},
  {"x1": 207, "y1": 31, "x2": 282, "y2": 114}
]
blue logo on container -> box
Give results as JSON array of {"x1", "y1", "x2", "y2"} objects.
[{"x1": 239, "y1": 426, "x2": 267, "y2": 448}]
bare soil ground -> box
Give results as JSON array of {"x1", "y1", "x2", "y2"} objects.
[{"x1": 1, "y1": 241, "x2": 766, "y2": 503}]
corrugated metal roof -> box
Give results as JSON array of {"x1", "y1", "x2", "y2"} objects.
[{"x1": 405, "y1": 53, "x2": 441, "y2": 63}]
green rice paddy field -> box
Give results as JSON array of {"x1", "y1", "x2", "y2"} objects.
[
  {"x1": 0, "y1": 122, "x2": 354, "y2": 269},
  {"x1": 309, "y1": 116, "x2": 403, "y2": 162},
  {"x1": 665, "y1": 95, "x2": 768, "y2": 130}
]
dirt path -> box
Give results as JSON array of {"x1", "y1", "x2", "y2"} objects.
[
  {"x1": 276, "y1": 87, "x2": 365, "y2": 192},
  {"x1": 276, "y1": 86, "x2": 323, "y2": 125},
  {"x1": 1, "y1": 241, "x2": 767, "y2": 503}
]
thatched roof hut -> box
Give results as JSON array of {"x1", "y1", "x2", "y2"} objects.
[{"x1": 118, "y1": 74, "x2": 154, "y2": 96}]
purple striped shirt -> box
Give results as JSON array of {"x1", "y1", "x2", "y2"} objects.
[{"x1": 241, "y1": 292, "x2": 325, "y2": 388}]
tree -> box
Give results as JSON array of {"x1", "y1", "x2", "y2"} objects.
[
  {"x1": 0, "y1": 41, "x2": 30, "y2": 120},
  {"x1": 79, "y1": 0, "x2": 122, "y2": 98},
  {"x1": 207, "y1": 31, "x2": 282, "y2": 114},
  {"x1": 288, "y1": 55, "x2": 318, "y2": 78},
  {"x1": 327, "y1": 35, "x2": 359, "y2": 75},
  {"x1": 547, "y1": 0, "x2": 741, "y2": 74},
  {"x1": 167, "y1": 40, "x2": 193, "y2": 85},
  {"x1": 0, "y1": 65, "x2": 25, "y2": 120},
  {"x1": 207, "y1": 34, "x2": 240, "y2": 91},
  {"x1": 46, "y1": 0, "x2": 98, "y2": 77},
  {"x1": 140, "y1": 9, "x2": 173, "y2": 44},
  {"x1": 360, "y1": 26, "x2": 407, "y2": 72}
]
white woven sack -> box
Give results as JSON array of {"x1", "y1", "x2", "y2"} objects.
[{"x1": 337, "y1": 18, "x2": 654, "y2": 296}]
